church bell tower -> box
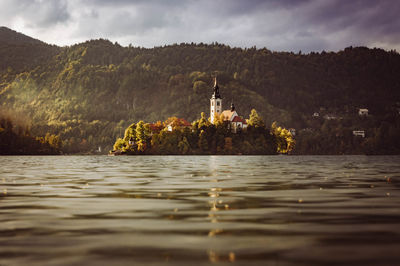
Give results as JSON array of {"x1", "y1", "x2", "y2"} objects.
[{"x1": 210, "y1": 77, "x2": 222, "y2": 124}]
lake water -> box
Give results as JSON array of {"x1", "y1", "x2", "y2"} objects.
[{"x1": 0, "y1": 155, "x2": 399, "y2": 266}]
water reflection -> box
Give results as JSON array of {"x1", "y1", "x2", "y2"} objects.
[
  {"x1": 207, "y1": 156, "x2": 235, "y2": 262},
  {"x1": 0, "y1": 155, "x2": 399, "y2": 265}
]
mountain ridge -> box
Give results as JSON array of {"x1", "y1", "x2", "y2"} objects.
[{"x1": 0, "y1": 26, "x2": 46, "y2": 45}]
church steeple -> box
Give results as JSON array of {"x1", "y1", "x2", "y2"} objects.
[
  {"x1": 210, "y1": 77, "x2": 222, "y2": 124},
  {"x1": 231, "y1": 102, "x2": 235, "y2": 111},
  {"x1": 212, "y1": 77, "x2": 221, "y2": 99}
]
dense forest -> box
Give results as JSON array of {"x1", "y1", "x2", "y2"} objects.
[
  {"x1": 0, "y1": 109, "x2": 61, "y2": 155},
  {"x1": 0, "y1": 26, "x2": 399, "y2": 154}
]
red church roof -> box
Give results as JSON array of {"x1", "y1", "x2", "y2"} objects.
[{"x1": 232, "y1": 116, "x2": 247, "y2": 124}]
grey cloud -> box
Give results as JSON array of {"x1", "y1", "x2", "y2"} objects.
[
  {"x1": 83, "y1": 0, "x2": 190, "y2": 8},
  {"x1": 300, "y1": 0, "x2": 400, "y2": 49},
  {"x1": 0, "y1": 0, "x2": 71, "y2": 28},
  {"x1": 31, "y1": 0, "x2": 70, "y2": 27},
  {"x1": 70, "y1": 0, "x2": 184, "y2": 40},
  {"x1": 0, "y1": 0, "x2": 399, "y2": 52}
]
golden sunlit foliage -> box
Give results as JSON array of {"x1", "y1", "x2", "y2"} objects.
[{"x1": 271, "y1": 122, "x2": 295, "y2": 154}]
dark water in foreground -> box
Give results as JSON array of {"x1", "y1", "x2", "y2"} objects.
[{"x1": 0, "y1": 155, "x2": 400, "y2": 266}]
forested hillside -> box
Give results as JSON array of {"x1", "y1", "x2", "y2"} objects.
[{"x1": 1, "y1": 27, "x2": 399, "y2": 154}]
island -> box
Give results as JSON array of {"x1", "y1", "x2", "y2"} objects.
[{"x1": 110, "y1": 79, "x2": 294, "y2": 155}]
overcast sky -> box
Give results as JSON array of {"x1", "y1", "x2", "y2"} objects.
[{"x1": 1, "y1": 0, "x2": 399, "y2": 52}]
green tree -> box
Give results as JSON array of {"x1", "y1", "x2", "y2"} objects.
[
  {"x1": 113, "y1": 138, "x2": 125, "y2": 151},
  {"x1": 123, "y1": 123, "x2": 136, "y2": 142},
  {"x1": 271, "y1": 122, "x2": 295, "y2": 154},
  {"x1": 198, "y1": 129, "x2": 208, "y2": 152},
  {"x1": 178, "y1": 137, "x2": 190, "y2": 154},
  {"x1": 247, "y1": 109, "x2": 265, "y2": 128},
  {"x1": 198, "y1": 112, "x2": 210, "y2": 130},
  {"x1": 135, "y1": 121, "x2": 149, "y2": 152},
  {"x1": 193, "y1": 80, "x2": 208, "y2": 94}
]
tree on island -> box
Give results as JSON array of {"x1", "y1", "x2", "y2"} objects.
[{"x1": 247, "y1": 109, "x2": 265, "y2": 128}]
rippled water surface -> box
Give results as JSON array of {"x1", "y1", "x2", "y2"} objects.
[{"x1": 1, "y1": 155, "x2": 400, "y2": 265}]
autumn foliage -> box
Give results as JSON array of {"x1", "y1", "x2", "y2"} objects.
[{"x1": 111, "y1": 110, "x2": 294, "y2": 155}]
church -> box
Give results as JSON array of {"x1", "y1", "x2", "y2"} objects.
[{"x1": 210, "y1": 78, "x2": 247, "y2": 133}]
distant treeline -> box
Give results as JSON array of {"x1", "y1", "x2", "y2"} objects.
[
  {"x1": 293, "y1": 112, "x2": 400, "y2": 155},
  {"x1": 0, "y1": 27, "x2": 399, "y2": 154}
]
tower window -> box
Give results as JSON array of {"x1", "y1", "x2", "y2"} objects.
[
  {"x1": 217, "y1": 102, "x2": 220, "y2": 106},
  {"x1": 212, "y1": 102, "x2": 214, "y2": 106}
]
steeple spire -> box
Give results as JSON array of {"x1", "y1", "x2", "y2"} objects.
[
  {"x1": 212, "y1": 76, "x2": 221, "y2": 99},
  {"x1": 210, "y1": 76, "x2": 222, "y2": 124}
]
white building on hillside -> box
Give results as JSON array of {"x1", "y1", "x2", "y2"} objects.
[
  {"x1": 353, "y1": 130, "x2": 366, "y2": 138},
  {"x1": 359, "y1": 108, "x2": 369, "y2": 116},
  {"x1": 210, "y1": 78, "x2": 247, "y2": 133}
]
